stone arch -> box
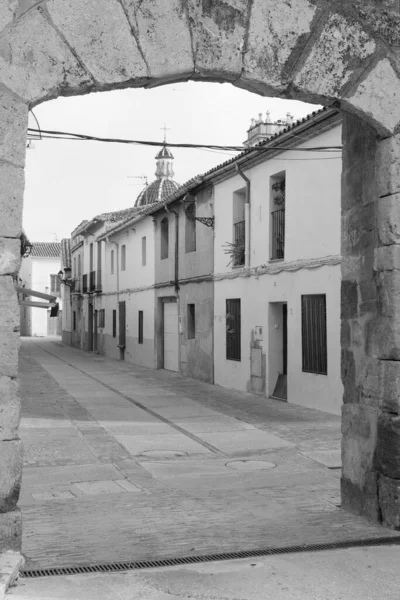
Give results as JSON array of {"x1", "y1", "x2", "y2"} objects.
[{"x1": 1, "y1": 0, "x2": 400, "y2": 556}]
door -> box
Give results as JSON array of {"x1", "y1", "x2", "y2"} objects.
[
  {"x1": 282, "y1": 303, "x2": 287, "y2": 375},
  {"x1": 88, "y1": 303, "x2": 93, "y2": 351},
  {"x1": 163, "y1": 301, "x2": 179, "y2": 372},
  {"x1": 93, "y1": 310, "x2": 98, "y2": 353},
  {"x1": 118, "y1": 301, "x2": 126, "y2": 360}
]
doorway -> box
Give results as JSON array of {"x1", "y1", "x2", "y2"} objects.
[
  {"x1": 118, "y1": 301, "x2": 126, "y2": 360},
  {"x1": 88, "y1": 303, "x2": 93, "y2": 352},
  {"x1": 269, "y1": 302, "x2": 288, "y2": 401},
  {"x1": 93, "y1": 309, "x2": 98, "y2": 353},
  {"x1": 163, "y1": 300, "x2": 179, "y2": 372}
]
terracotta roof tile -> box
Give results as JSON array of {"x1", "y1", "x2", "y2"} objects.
[{"x1": 30, "y1": 242, "x2": 61, "y2": 258}]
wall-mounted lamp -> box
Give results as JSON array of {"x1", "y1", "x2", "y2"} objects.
[{"x1": 58, "y1": 268, "x2": 74, "y2": 288}]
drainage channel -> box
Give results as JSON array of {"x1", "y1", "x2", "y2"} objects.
[{"x1": 22, "y1": 536, "x2": 400, "y2": 578}]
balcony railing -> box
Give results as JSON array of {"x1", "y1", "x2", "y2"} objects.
[
  {"x1": 271, "y1": 208, "x2": 285, "y2": 260},
  {"x1": 233, "y1": 220, "x2": 245, "y2": 267},
  {"x1": 96, "y1": 270, "x2": 102, "y2": 293},
  {"x1": 82, "y1": 274, "x2": 88, "y2": 294},
  {"x1": 89, "y1": 270, "x2": 96, "y2": 292}
]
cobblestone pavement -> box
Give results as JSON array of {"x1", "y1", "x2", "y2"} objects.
[{"x1": 19, "y1": 338, "x2": 398, "y2": 570}]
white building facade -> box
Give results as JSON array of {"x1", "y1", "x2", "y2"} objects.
[
  {"x1": 19, "y1": 242, "x2": 62, "y2": 337},
  {"x1": 213, "y1": 108, "x2": 343, "y2": 415}
]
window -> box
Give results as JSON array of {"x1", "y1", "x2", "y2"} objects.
[
  {"x1": 232, "y1": 189, "x2": 245, "y2": 267},
  {"x1": 112, "y1": 309, "x2": 117, "y2": 338},
  {"x1": 138, "y1": 311, "x2": 143, "y2": 344},
  {"x1": 99, "y1": 309, "x2": 105, "y2": 328},
  {"x1": 187, "y1": 304, "x2": 195, "y2": 339},
  {"x1": 73, "y1": 311, "x2": 76, "y2": 331},
  {"x1": 161, "y1": 217, "x2": 169, "y2": 259},
  {"x1": 97, "y1": 241, "x2": 102, "y2": 271},
  {"x1": 50, "y1": 274, "x2": 60, "y2": 295},
  {"x1": 185, "y1": 206, "x2": 196, "y2": 253},
  {"x1": 121, "y1": 245, "x2": 126, "y2": 271},
  {"x1": 111, "y1": 249, "x2": 114, "y2": 274},
  {"x1": 142, "y1": 236, "x2": 147, "y2": 266},
  {"x1": 226, "y1": 299, "x2": 241, "y2": 361},
  {"x1": 301, "y1": 294, "x2": 327, "y2": 375},
  {"x1": 73, "y1": 256, "x2": 76, "y2": 278},
  {"x1": 270, "y1": 172, "x2": 285, "y2": 260},
  {"x1": 78, "y1": 254, "x2": 81, "y2": 276},
  {"x1": 89, "y1": 242, "x2": 94, "y2": 271}
]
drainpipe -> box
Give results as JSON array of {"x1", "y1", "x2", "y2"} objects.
[
  {"x1": 164, "y1": 205, "x2": 179, "y2": 293},
  {"x1": 236, "y1": 164, "x2": 251, "y2": 269}
]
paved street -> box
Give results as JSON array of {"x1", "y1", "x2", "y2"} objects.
[{"x1": 18, "y1": 338, "x2": 398, "y2": 572}]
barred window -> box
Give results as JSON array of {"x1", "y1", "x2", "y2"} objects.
[
  {"x1": 112, "y1": 310, "x2": 117, "y2": 338},
  {"x1": 301, "y1": 294, "x2": 327, "y2": 375},
  {"x1": 187, "y1": 304, "x2": 195, "y2": 339},
  {"x1": 161, "y1": 218, "x2": 169, "y2": 259},
  {"x1": 226, "y1": 299, "x2": 241, "y2": 361},
  {"x1": 98, "y1": 309, "x2": 105, "y2": 328}
]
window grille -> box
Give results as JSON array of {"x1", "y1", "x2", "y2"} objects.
[
  {"x1": 271, "y1": 209, "x2": 285, "y2": 260},
  {"x1": 138, "y1": 311, "x2": 143, "y2": 344},
  {"x1": 301, "y1": 294, "x2": 327, "y2": 375},
  {"x1": 98, "y1": 309, "x2": 105, "y2": 328},
  {"x1": 226, "y1": 299, "x2": 241, "y2": 361},
  {"x1": 233, "y1": 220, "x2": 245, "y2": 266}
]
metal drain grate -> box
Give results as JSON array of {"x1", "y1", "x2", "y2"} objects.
[{"x1": 22, "y1": 536, "x2": 400, "y2": 578}]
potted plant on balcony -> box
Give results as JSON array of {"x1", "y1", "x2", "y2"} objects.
[{"x1": 272, "y1": 179, "x2": 285, "y2": 207}]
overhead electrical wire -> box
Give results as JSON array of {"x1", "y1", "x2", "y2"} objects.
[{"x1": 27, "y1": 127, "x2": 342, "y2": 153}]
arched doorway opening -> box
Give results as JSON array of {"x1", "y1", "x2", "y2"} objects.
[{"x1": 1, "y1": 1, "x2": 400, "y2": 561}]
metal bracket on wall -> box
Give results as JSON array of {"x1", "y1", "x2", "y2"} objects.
[{"x1": 195, "y1": 216, "x2": 215, "y2": 229}]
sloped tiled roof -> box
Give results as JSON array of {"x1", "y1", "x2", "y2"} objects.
[
  {"x1": 61, "y1": 238, "x2": 71, "y2": 269},
  {"x1": 30, "y1": 242, "x2": 61, "y2": 258}
]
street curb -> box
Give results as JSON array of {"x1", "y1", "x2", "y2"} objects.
[{"x1": 0, "y1": 552, "x2": 25, "y2": 599}]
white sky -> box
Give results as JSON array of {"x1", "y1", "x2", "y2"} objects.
[{"x1": 23, "y1": 81, "x2": 319, "y2": 242}]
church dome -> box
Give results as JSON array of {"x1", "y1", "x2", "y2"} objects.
[
  {"x1": 135, "y1": 143, "x2": 180, "y2": 208},
  {"x1": 135, "y1": 178, "x2": 180, "y2": 206}
]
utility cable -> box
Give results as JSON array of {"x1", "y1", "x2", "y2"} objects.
[{"x1": 27, "y1": 127, "x2": 342, "y2": 153}]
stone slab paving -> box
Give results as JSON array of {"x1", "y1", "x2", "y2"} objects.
[{"x1": 18, "y1": 338, "x2": 398, "y2": 571}]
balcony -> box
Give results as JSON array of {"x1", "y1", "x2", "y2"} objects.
[
  {"x1": 82, "y1": 274, "x2": 88, "y2": 294},
  {"x1": 233, "y1": 220, "x2": 245, "y2": 267},
  {"x1": 271, "y1": 208, "x2": 285, "y2": 260},
  {"x1": 96, "y1": 270, "x2": 102, "y2": 293},
  {"x1": 89, "y1": 270, "x2": 96, "y2": 292}
]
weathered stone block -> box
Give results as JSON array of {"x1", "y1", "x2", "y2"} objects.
[
  {"x1": 341, "y1": 113, "x2": 377, "y2": 213},
  {"x1": 357, "y1": 356, "x2": 379, "y2": 406},
  {"x1": 0, "y1": 1, "x2": 17, "y2": 33},
  {"x1": 377, "y1": 194, "x2": 400, "y2": 246},
  {"x1": 366, "y1": 316, "x2": 400, "y2": 360},
  {"x1": 0, "y1": 440, "x2": 22, "y2": 513},
  {"x1": 242, "y1": 0, "x2": 316, "y2": 93},
  {"x1": 0, "y1": 277, "x2": 20, "y2": 378},
  {"x1": 374, "y1": 245, "x2": 400, "y2": 272},
  {"x1": 341, "y1": 280, "x2": 358, "y2": 319},
  {"x1": 341, "y1": 403, "x2": 378, "y2": 486},
  {"x1": 120, "y1": 0, "x2": 193, "y2": 82},
  {"x1": 341, "y1": 205, "x2": 376, "y2": 256},
  {"x1": 0, "y1": 377, "x2": 20, "y2": 441},
  {"x1": 186, "y1": 0, "x2": 247, "y2": 80},
  {"x1": 379, "y1": 475, "x2": 400, "y2": 529},
  {"x1": 341, "y1": 349, "x2": 357, "y2": 404},
  {"x1": 379, "y1": 360, "x2": 400, "y2": 414},
  {"x1": 0, "y1": 239, "x2": 20, "y2": 276},
  {"x1": 0, "y1": 90, "x2": 27, "y2": 169},
  {"x1": 47, "y1": 0, "x2": 148, "y2": 86},
  {"x1": 341, "y1": 471, "x2": 380, "y2": 522},
  {"x1": 0, "y1": 510, "x2": 21, "y2": 553},
  {"x1": 377, "y1": 413, "x2": 400, "y2": 479},
  {"x1": 377, "y1": 135, "x2": 400, "y2": 198},
  {"x1": 343, "y1": 59, "x2": 400, "y2": 136},
  {"x1": 294, "y1": 13, "x2": 375, "y2": 100},
  {"x1": 0, "y1": 164, "x2": 24, "y2": 239},
  {"x1": 0, "y1": 10, "x2": 92, "y2": 104},
  {"x1": 376, "y1": 270, "x2": 400, "y2": 318}
]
